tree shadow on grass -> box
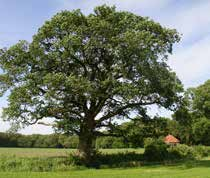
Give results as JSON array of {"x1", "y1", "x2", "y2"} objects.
[
  {"x1": 96, "y1": 152, "x2": 186, "y2": 168},
  {"x1": 94, "y1": 152, "x2": 210, "y2": 169},
  {"x1": 95, "y1": 152, "x2": 144, "y2": 168},
  {"x1": 177, "y1": 159, "x2": 210, "y2": 169}
]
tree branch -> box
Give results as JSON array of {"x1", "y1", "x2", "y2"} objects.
[{"x1": 96, "y1": 101, "x2": 158, "y2": 124}]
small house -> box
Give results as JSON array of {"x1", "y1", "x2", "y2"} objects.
[{"x1": 164, "y1": 134, "x2": 180, "y2": 145}]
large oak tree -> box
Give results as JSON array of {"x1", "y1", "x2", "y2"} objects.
[{"x1": 0, "y1": 5, "x2": 182, "y2": 164}]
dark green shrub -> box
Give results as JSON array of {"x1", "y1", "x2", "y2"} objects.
[
  {"x1": 95, "y1": 151, "x2": 143, "y2": 168},
  {"x1": 143, "y1": 139, "x2": 168, "y2": 161}
]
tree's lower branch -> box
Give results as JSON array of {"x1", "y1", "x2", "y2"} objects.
[{"x1": 97, "y1": 101, "x2": 158, "y2": 123}]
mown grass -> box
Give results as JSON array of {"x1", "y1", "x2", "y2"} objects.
[{"x1": 1, "y1": 165, "x2": 210, "y2": 178}]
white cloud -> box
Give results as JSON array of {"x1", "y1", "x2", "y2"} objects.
[
  {"x1": 20, "y1": 124, "x2": 53, "y2": 135},
  {"x1": 169, "y1": 35, "x2": 210, "y2": 88},
  {"x1": 0, "y1": 117, "x2": 54, "y2": 135},
  {"x1": 160, "y1": 1, "x2": 210, "y2": 43},
  {"x1": 0, "y1": 105, "x2": 53, "y2": 134},
  {"x1": 97, "y1": 0, "x2": 171, "y2": 12}
]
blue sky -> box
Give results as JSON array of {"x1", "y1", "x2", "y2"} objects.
[{"x1": 0, "y1": 0, "x2": 210, "y2": 134}]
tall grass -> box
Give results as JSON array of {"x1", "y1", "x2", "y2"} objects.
[
  {"x1": 0, "y1": 148, "x2": 144, "y2": 171},
  {"x1": 0, "y1": 156, "x2": 76, "y2": 172}
]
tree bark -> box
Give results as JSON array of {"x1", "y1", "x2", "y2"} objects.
[{"x1": 77, "y1": 122, "x2": 96, "y2": 166}]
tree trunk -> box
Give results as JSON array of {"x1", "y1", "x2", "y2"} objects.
[{"x1": 77, "y1": 127, "x2": 96, "y2": 166}]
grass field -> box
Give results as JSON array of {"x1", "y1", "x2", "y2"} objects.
[
  {"x1": 0, "y1": 148, "x2": 144, "y2": 157},
  {"x1": 0, "y1": 148, "x2": 210, "y2": 178}
]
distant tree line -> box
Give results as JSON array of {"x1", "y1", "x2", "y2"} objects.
[
  {"x1": 0, "y1": 132, "x2": 128, "y2": 148},
  {"x1": 0, "y1": 133, "x2": 77, "y2": 148}
]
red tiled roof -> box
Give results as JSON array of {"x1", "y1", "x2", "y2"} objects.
[{"x1": 164, "y1": 134, "x2": 180, "y2": 143}]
